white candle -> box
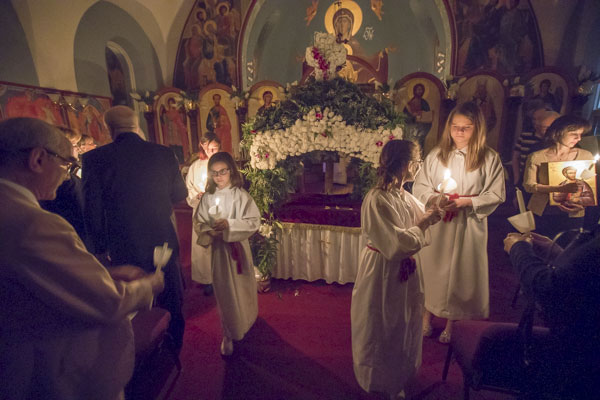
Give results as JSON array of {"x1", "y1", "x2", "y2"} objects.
[
  {"x1": 515, "y1": 187, "x2": 526, "y2": 214},
  {"x1": 199, "y1": 172, "x2": 207, "y2": 192},
  {"x1": 437, "y1": 168, "x2": 457, "y2": 206}
]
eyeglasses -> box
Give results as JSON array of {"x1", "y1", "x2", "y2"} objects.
[
  {"x1": 19, "y1": 147, "x2": 73, "y2": 169},
  {"x1": 45, "y1": 149, "x2": 73, "y2": 169},
  {"x1": 210, "y1": 167, "x2": 230, "y2": 177},
  {"x1": 451, "y1": 125, "x2": 474, "y2": 133}
]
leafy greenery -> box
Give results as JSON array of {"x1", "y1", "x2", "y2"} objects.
[
  {"x1": 250, "y1": 220, "x2": 283, "y2": 278},
  {"x1": 244, "y1": 77, "x2": 406, "y2": 279}
]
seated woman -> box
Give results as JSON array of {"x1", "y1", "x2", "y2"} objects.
[{"x1": 523, "y1": 115, "x2": 593, "y2": 241}]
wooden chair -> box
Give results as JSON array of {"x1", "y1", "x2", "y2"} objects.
[
  {"x1": 441, "y1": 320, "x2": 553, "y2": 400},
  {"x1": 126, "y1": 307, "x2": 182, "y2": 399}
]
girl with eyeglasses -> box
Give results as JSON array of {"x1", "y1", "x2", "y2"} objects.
[
  {"x1": 413, "y1": 102, "x2": 505, "y2": 344},
  {"x1": 351, "y1": 140, "x2": 442, "y2": 399},
  {"x1": 194, "y1": 151, "x2": 260, "y2": 356}
]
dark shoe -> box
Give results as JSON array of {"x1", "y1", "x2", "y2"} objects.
[{"x1": 203, "y1": 284, "x2": 213, "y2": 296}]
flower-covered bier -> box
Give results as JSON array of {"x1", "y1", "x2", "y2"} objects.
[{"x1": 249, "y1": 107, "x2": 402, "y2": 170}]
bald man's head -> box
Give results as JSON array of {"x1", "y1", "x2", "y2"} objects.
[
  {"x1": 103, "y1": 106, "x2": 140, "y2": 139},
  {"x1": 535, "y1": 111, "x2": 560, "y2": 137}
]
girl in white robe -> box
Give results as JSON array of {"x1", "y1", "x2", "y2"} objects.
[
  {"x1": 413, "y1": 102, "x2": 505, "y2": 343},
  {"x1": 194, "y1": 151, "x2": 260, "y2": 355},
  {"x1": 351, "y1": 140, "x2": 442, "y2": 399},
  {"x1": 186, "y1": 134, "x2": 221, "y2": 290}
]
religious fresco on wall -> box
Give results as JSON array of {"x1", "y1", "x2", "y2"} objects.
[
  {"x1": 72, "y1": 99, "x2": 112, "y2": 146},
  {"x1": 0, "y1": 84, "x2": 65, "y2": 126},
  {"x1": 156, "y1": 91, "x2": 192, "y2": 164},
  {"x1": 456, "y1": 74, "x2": 505, "y2": 150},
  {"x1": 319, "y1": 0, "x2": 388, "y2": 84},
  {"x1": 105, "y1": 47, "x2": 130, "y2": 107},
  {"x1": 198, "y1": 85, "x2": 239, "y2": 158},
  {"x1": 0, "y1": 82, "x2": 112, "y2": 145},
  {"x1": 451, "y1": 0, "x2": 542, "y2": 76},
  {"x1": 393, "y1": 74, "x2": 443, "y2": 155},
  {"x1": 247, "y1": 82, "x2": 284, "y2": 119},
  {"x1": 175, "y1": 0, "x2": 242, "y2": 92}
]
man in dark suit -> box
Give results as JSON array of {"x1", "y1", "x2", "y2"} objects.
[{"x1": 82, "y1": 105, "x2": 188, "y2": 350}]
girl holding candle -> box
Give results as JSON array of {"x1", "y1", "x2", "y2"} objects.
[
  {"x1": 522, "y1": 115, "x2": 593, "y2": 241},
  {"x1": 194, "y1": 151, "x2": 260, "y2": 355},
  {"x1": 186, "y1": 133, "x2": 221, "y2": 292},
  {"x1": 351, "y1": 140, "x2": 443, "y2": 399},
  {"x1": 413, "y1": 102, "x2": 505, "y2": 343}
]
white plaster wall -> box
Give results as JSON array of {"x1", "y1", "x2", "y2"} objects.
[{"x1": 10, "y1": 0, "x2": 191, "y2": 92}]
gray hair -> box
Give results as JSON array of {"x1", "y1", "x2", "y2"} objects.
[{"x1": 0, "y1": 118, "x2": 73, "y2": 169}]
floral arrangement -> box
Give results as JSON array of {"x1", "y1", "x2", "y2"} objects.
[
  {"x1": 503, "y1": 76, "x2": 526, "y2": 97},
  {"x1": 242, "y1": 76, "x2": 405, "y2": 280},
  {"x1": 576, "y1": 65, "x2": 600, "y2": 96},
  {"x1": 305, "y1": 32, "x2": 347, "y2": 80},
  {"x1": 230, "y1": 85, "x2": 250, "y2": 109},
  {"x1": 249, "y1": 107, "x2": 401, "y2": 170},
  {"x1": 130, "y1": 90, "x2": 159, "y2": 107},
  {"x1": 443, "y1": 76, "x2": 466, "y2": 100}
]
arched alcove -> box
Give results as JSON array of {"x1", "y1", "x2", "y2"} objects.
[
  {"x1": 73, "y1": 1, "x2": 163, "y2": 97},
  {"x1": 241, "y1": 0, "x2": 451, "y2": 88},
  {"x1": 0, "y1": 1, "x2": 39, "y2": 86},
  {"x1": 106, "y1": 41, "x2": 136, "y2": 107}
]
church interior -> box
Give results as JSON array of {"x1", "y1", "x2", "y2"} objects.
[{"x1": 2, "y1": 0, "x2": 600, "y2": 399}]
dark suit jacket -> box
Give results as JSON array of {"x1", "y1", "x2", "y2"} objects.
[
  {"x1": 82, "y1": 132, "x2": 188, "y2": 270},
  {"x1": 510, "y1": 237, "x2": 600, "y2": 398},
  {"x1": 40, "y1": 172, "x2": 88, "y2": 247}
]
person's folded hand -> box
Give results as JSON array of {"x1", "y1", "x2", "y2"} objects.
[{"x1": 503, "y1": 232, "x2": 532, "y2": 253}]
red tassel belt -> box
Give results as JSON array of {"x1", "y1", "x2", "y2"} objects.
[
  {"x1": 434, "y1": 191, "x2": 478, "y2": 222},
  {"x1": 366, "y1": 245, "x2": 417, "y2": 282},
  {"x1": 229, "y1": 242, "x2": 245, "y2": 274}
]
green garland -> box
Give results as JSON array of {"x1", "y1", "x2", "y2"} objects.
[{"x1": 243, "y1": 77, "x2": 406, "y2": 278}]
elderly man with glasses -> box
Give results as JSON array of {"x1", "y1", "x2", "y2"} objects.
[{"x1": 0, "y1": 117, "x2": 164, "y2": 400}]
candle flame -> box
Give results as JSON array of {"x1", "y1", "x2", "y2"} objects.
[
  {"x1": 595, "y1": 154, "x2": 599, "y2": 162},
  {"x1": 215, "y1": 197, "x2": 220, "y2": 206},
  {"x1": 443, "y1": 169, "x2": 451, "y2": 180}
]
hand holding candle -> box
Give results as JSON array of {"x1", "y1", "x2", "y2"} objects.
[
  {"x1": 437, "y1": 168, "x2": 457, "y2": 206},
  {"x1": 508, "y1": 188, "x2": 535, "y2": 233},
  {"x1": 208, "y1": 196, "x2": 222, "y2": 223}
]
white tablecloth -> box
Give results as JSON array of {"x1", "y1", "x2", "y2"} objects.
[{"x1": 274, "y1": 222, "x2": 365, "y2": 284}]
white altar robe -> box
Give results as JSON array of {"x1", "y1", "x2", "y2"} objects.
[
  {"x1": 195, "y1": 186, "x2": 260, "y2": 340},
  {"x1": 351, "y1": 188, "x2": 429, "y2": 395},
  {"x1": 412, "y1": 147, "x2": 505, "y2": 320},
  {"x1": 186, "y1": 158, "x2": 211, "y2": 284}
]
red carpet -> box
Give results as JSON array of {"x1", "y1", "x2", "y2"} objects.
[{"x1": 161, "y1": 204, "x2": 523, "y2": 399}]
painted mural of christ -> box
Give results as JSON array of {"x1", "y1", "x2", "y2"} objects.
[{"x1": 206, "y1": 93, "x2": 232, "y2": 153}]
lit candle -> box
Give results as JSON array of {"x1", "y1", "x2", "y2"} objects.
[
  {"x1": 437, "y1": 168, "x2": 457, "y2": 206},
  {"x1": 199, "y1": 172, "x2": 207, "y2": 192},
  {"x1": 515, "y1": 187, "x2": 526, "y2": 214},
  {"x1": 208, "y1": 196, "x2": 222, "y2": 222}
]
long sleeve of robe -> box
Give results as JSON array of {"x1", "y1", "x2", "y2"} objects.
[
  {"x1": 412, "y1": 147, "x2": 505, "y2": 319},
  {"x1": 351, "y1": 188, "x2": 429, "y2": 396},
  {"x1": 195, "y1": 186, "x2": 260, "y2": 340},
  {"x1": 0, "y1": 181, "x2": 154, "y2": 400}
]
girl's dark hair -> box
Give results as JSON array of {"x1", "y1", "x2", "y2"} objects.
[
  {"x1": 205, "y1": 151, "x2": 243, "y2": 193},
  {"x1": 198, "y1": 132, "x2": 222, "y2": 160},
  {"x1": 544, "y1": 115, "x2": 592, "y2": 147},
  {"x1": 376, "y1": 139, "x2": 418, "y2": 191}
]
